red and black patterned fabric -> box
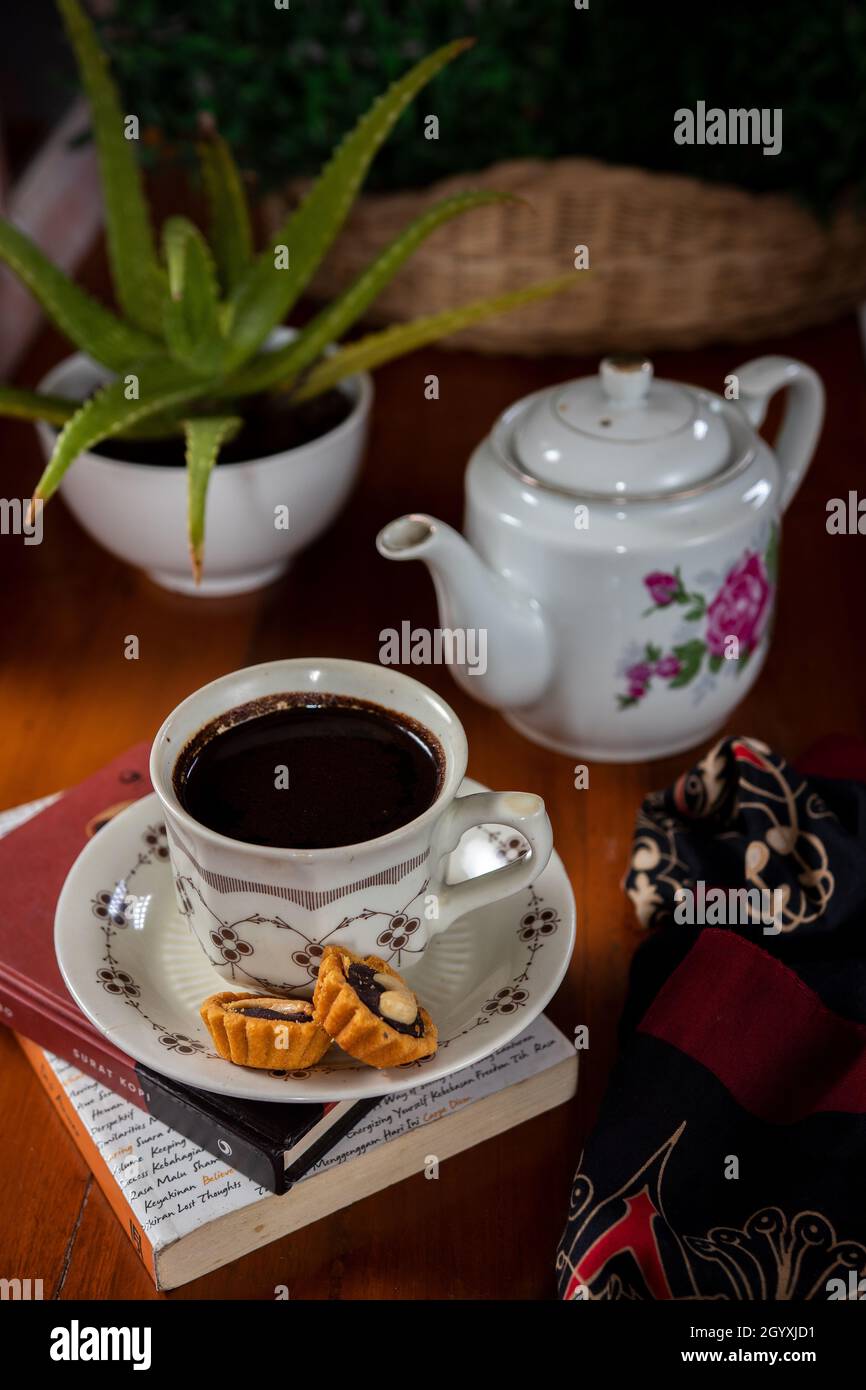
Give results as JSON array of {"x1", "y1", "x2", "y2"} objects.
[{"x1": 556, "y1": 736, "x2": 866, "y2": 1301}]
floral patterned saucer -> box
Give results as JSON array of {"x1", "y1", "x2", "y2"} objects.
[{"x1": 55, "y1": 780, "x2": 576, "y2": 1101}]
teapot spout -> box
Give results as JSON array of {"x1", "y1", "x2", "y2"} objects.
[{"x1": 376, "y1": 514, "x2": 552, "y2": 710}]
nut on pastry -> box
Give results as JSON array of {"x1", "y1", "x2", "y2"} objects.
[
  {"x1": 313, "y1": 947, "x2": 438, "y2": 1068},
  {"x1": 200, "y1": 991, "x2": 331, "y2": 1069}
]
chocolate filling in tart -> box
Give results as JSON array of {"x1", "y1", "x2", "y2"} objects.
[
  {"x1": 231, "y1": 1005, "x2": 313, "y2": 1023},
  {"x1": 346, "y1": 962, "x2": 425, "y2": 1038},
  {"x1": 201, "y1": 990, "x2": 332, "y2": 1071}
]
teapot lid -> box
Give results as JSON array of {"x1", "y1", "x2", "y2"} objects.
[{"x1": 511, "y1": 355, "x2": 733, "y2": 498}]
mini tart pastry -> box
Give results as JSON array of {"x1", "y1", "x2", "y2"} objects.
[
  {"x1": 200, "y1": 992, "x2": 331, "y2": 1070},
  {"x1": 313, "y1": 947, "x2": 437, "y2": 1069}
]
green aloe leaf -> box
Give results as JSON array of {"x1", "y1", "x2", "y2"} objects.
[
  {"x1": 0, "y1": 220, "x2": 160, "y2": 370},
  {"x1": 32, "y1": 360, "x2": 211, "y2": 504},
  {"x1": 0, "y1": 385, "x2": 78, "y2": 427},
  {"x1": 225, "y1": 189, "x2": 519, "y2": 398},
  {"x1": 198, "y1": 133, "x2": 254, "y2": 295},
  {"x1": 162, "y1": 217, "x2": 224, "y2": 374},
  {"x1": 292, "y1": 275, "x2": 577, "y2": 402},
  {"x1": 224, "y1": 37, "x2": 475, "y2": 369},
  {"x1": 184, "y1": 415, "x2": 241, "y2": 584},
  {"x1": 0, "y1": 382, "x2": 190, "y2": 440},
  {"x1": 57, "y1": 0, "x2": 166, "y2": 335}
]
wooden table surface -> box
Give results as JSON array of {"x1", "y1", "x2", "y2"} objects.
[{"x1": 1, "y1": 282, "x2": 864, "y2": 1298}]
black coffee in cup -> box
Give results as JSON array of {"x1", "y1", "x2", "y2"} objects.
[{"x1": 173, "y1": 694, "x2": 444, "y2": 850}]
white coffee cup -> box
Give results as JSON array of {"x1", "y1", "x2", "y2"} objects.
[{"x1": 150, "y1": 657, "x2": 553, "y2": 995}]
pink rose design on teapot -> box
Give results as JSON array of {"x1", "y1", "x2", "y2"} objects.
[
  {"x1": 618, "y1": 530, "x2": 777, "y2": 708},
  {"x1": 644, "y1": 571, "x2": 680, "y2": 607},
  {"x1": 705, "y1": 552, "x2": 773, "y2": 659}
]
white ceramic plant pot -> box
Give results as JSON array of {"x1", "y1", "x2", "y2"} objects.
[{"x1": 36, "y1": 337, "x2": 373, "y2": 597}]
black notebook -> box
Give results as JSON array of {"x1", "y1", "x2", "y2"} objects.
[{"x1": 137, "y1": 1065, "x2": 377, "y2": 1193}]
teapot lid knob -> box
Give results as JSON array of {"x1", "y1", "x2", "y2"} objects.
[{"x1": 600, "y1": 355, "x2": 653, "y2": 404}]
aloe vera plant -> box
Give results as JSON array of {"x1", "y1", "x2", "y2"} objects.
[{"x1": 2, "y1": 0, "x2": 572, "y2": 582}]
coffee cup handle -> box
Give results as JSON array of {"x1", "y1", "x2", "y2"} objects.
[{"x1": 427, "y1": 791, "x2": 554, "y2": 935}]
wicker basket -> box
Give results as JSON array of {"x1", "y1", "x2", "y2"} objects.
[{"x1": 263, "y1": 158, "x2": 866, "y2": 356}]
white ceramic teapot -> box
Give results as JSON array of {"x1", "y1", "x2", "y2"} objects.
[{"x1": 376, "y1": 355, "x2": 823, "y2": 762}]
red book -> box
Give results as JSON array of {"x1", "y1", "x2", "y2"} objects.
[
  {"x1": 0, "y1": 744, "x2": 153, "y2": 1103},
  {"x1": 0, "y1": 972, "x2": 148, "y2": 1105}
]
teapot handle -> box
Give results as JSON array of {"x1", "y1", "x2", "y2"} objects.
[{"x1": 734, "y1": 356, "x2": 824, "y2": 512}]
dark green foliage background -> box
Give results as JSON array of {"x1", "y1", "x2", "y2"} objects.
[{"x1": 97, "y1": 0, "x2": 866, "y2": 212}]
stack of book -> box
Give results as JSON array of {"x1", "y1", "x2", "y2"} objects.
[{"x1": 0, "y1": 752, "x2": 578, "y2": 1289}]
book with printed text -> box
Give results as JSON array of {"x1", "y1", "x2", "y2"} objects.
[{"x1": 19, "y1": 1015, "x2": 578, "y2": 1289}]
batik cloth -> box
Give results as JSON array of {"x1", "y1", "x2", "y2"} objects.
[{"x1": 557, "y1": 736, "x2": 866, "y2": 1301}]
